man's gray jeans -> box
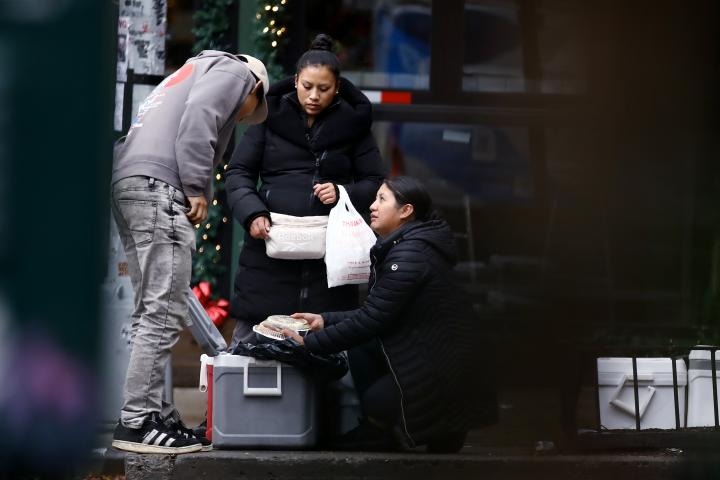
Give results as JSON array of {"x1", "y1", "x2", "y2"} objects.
[{"x1": 111, "y1": 176, "x2": 195, "y2": 429}]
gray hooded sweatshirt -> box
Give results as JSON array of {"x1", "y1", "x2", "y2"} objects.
[{"x1": 112, "y1": 50, "x2": 256, "y2": 201}]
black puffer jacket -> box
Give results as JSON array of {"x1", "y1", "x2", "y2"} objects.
[
  {"x1": 225, "y1": 77, "x2": 385, "y2": 323},
  {"x1": 304, "y1": 217, "x2": 479, "y2": 446}
]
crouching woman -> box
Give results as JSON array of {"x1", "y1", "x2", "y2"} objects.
[{"x1": 283, "y1": 176, "x2": 489, "y2": 452}]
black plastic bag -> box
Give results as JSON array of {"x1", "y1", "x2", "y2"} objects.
[{"x1": 231, "y1": 339, "x2": 348, "y2": 382}]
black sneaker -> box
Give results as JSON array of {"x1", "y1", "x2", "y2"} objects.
[
  {"x1": 111, "y1": 412, "x2": 203, "y2": 454},
  {"x1": 193, "y1": 417, "x2": 208, "y2": 440},
  {"x1": 161, "y1": 411, "x2": 212, "y2": 452}
]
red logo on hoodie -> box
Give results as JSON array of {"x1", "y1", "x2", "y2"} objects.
[{"x1": 164, "y1": 63, "x2": 194, "y2": 88}]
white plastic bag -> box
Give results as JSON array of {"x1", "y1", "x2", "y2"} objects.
[{"x1": 325, "y1": 185, "x2": 377, "y2": 287}]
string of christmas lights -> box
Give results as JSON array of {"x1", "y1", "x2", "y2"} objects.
[
  {"x1": 256, "y1": 0, "x2": 288, "y2": 48},
  {"x1": 253, "y1": 0, "x2": 291, "y2": 81}
]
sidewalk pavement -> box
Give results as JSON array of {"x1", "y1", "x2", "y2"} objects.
[
  {"x1": 85, "y1": 387, "x2": 720, "y2": 480},
  {"x1": 90, "y1": 443, "x2": 720, "y2": 480}
]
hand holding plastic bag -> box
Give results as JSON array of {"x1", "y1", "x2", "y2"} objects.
[{"x1": 325, "y1": 185, "x2": 377, "y2": 287}]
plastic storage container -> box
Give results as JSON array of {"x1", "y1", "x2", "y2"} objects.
[
  {"x1": 597, "y1": 357, "x2": 687, "y2": 430},
  {"x1": 200, "y1": 353, "x2": 318, "y2": 448},
  {"x1": 687, "y1": 346, "x2": 720, "y2": 427}
]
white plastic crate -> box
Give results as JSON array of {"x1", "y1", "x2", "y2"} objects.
[
  {"x1": 597, "y1": 357, "x2": 687, "y2": 430},
  {"x1": 687, "y1": 347, "x2": 720, "y2": 427}
]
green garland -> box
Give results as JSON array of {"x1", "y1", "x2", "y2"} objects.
[
  {"x1": 191, "y1": 0, "x2": 234, "y2": 54},
  {"x1": 189, "y1": 0, "x2": 291, "y2": 288},
  {"x1": 250, "y1": 0, "x2": 292, "y2": 82},
  {"x1": 189, "y1": 0, "x2": 234, "y2": 288}
]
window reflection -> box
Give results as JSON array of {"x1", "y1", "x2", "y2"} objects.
[
  {"x1": 373, "y1": 120, "x2": 539, "y2": 313},
  {"x1": 463, "y1": 0, "x2": 588, "y2": 93},
  {"x1": 373, "y1": 121, "x2": 532, "y2": 204},
  {"x1": 463, "y1": 0, "x2": 525, "y2": 92},
  {"x1": 535, "y1": 1, "x2": 588, "y2": 94},
  {"x1": 306, "y1": 0, "x2": 431, "y2": 89}
]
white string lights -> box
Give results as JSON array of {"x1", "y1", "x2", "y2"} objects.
[{"x1": 256, "y1": 0, "x2": 289, "y2": 50}]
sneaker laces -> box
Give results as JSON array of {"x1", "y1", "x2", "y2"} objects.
[
  {"x1": 161, "y1": 412, "x2": 197, "y2": 439},
  {"x1": 145, "y1": 412, "x2": 192, "y2": 441}
]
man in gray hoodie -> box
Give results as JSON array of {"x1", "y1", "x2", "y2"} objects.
[{"x1": 110, "y1": 51, "x2": 268, "y2": 454}]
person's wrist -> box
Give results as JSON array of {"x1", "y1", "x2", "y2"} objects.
[{"x1": 244, "y1": 211, "x2": 270, "y2": 231}]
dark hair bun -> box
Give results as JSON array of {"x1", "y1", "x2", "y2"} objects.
[{"x1": 310, "y1": 33, "x2": 334, "y2": 52}]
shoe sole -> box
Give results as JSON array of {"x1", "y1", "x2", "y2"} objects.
[
  {"x1": 201, "y1": 444, "x2": 213, "y2": 452},
  {"x1": 111, "y1": 439, "x2": 203, "y2": 454}
]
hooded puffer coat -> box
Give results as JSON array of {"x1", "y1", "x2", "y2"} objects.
[
  {"x1": 225, "y1": 77, "x2": 385, "y2": 324},
  {"x1": 304, "y1": 217, "x2": 479, "y2": 446}
]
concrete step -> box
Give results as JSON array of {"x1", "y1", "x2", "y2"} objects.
[{"x1": 120, "y1": 448, "x2": 712, "y2": 480}]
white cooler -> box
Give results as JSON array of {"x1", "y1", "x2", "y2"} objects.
[
  {"x1": 597, "y1": 357, "x2": 687, "y2": 430},
  {"x1": 687, "y1": 347, "x2": 720, "y2": 427}
]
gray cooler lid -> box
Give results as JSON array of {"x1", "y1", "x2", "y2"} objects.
[{"x1": 185, "y1": 288, "x2": 227, "y2": 356}]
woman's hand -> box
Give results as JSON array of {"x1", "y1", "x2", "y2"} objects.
[
  {"x1": 313, "y1": 183, "x2": 337, "y2": 205},
  {"x1": 292, "y1": 312, "x2": 324, "y2": 331},
  {"x1": 249, "y1": 216, "x2": 271, "y2": 239},
  {"x1": 282, "y1": 329, "x2": 305, "y2": 345},
  {"x1": 282, "y1": 313, "x2": 324, "y2": 345}
]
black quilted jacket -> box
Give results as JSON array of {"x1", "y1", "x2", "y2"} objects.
[{"x1": 304, "y1": 216, "x2": 479, "y2": 446}]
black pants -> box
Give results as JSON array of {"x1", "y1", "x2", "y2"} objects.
[{"x1": 347, "y1": 340, "x2": 401, "y2": 427}]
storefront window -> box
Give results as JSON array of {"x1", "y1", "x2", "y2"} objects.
[
  {"x1": 535, "y1": 1, "x2": 588, "y2": 94},
  {"x1": 373, "y1": 121, "x2": 533, "y2": 204},
  {"x1": 463, "y1": 0, "x2": 588, "y2": 93},
  {"x1": 305, "y1": 0, "x2": 431, "y2": 89},
  {"x1": 372, "y1": 120, "x2": 538, "y2": 311},
  {"x1": 462, "y1": 0, "x2": 526, "y2": 92}
]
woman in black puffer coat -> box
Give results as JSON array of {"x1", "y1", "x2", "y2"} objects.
[
  {"x1": 284, "y1": 177, "x2": 493, "y2": 453},
  {"x1": 225, "y1": 34, "x2": 384, "y2": 343}
]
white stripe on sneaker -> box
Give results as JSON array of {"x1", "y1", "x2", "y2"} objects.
[
  {"x1": 153, "y1": 433, "x2": 168, "y2": 446},
  {"x1": 143, "y1": 429, "x2": 160, "y2": 444}
]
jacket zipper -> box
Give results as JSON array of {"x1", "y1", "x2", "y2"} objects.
[
  {"x1": 305, "y1": 133, "x2": 314, "y2": 208},
  {"x1": 306, "y1": 131, "x2": 327, "y2": 210},
  {"x1": 298, "y1": 264, "x2": 309, "y2": 311},
  {"x1": 299, "y1": 124, "x2": 325, "y2": 308},
  {"x1": 369, "y1": 252, "x2": 413, "y2": 445},
  {"x1": 380, "y1": 340, "x2": 414, "y2": 447},
  {"x1": 312, "y1": 150, "x2": 327, "y2": 185},
  {"x1": 369, "y1": 252, "x2": 378, "y2": 290}
]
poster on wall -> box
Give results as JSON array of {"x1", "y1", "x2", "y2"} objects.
[
  {"x1": 119, "y1": 0, "x2": 167, "y2": 76},
  {"x1": 115, "y1": 0, "x2": 167, "y2": 132},
  {"x1": 117, "y1": 16, "x2": 130, "y2": 82}
]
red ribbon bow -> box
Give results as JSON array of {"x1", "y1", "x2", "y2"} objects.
[{"x1": 192, "y1": 281, "x2": 230, "y2": 327}]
